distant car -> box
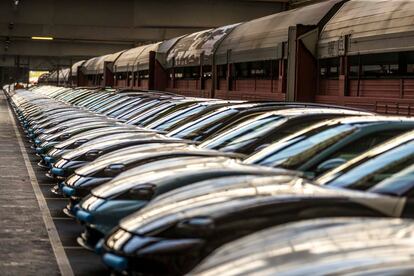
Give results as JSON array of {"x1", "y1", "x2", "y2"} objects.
[
  {"x1": 191, "y1": 218, "x2": 414, "y2": 275},
  {"x1": 34, "y1": 120, "x2": 121, "y2": 155},
  {"x1": 61, "y1": 144, "x2": 245, "y2": 207},
  {"x1": 41, "y1": 126, "x2": 153, "y2": 168},
  {"x1": 101, "y1": 172, "x2": 412, "y2": 275}
]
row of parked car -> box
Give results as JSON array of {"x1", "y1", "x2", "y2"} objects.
[{"x1": 6, "y1": 85, "x2": 414, "y2": 275}]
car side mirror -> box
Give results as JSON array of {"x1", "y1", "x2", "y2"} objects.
[
  {"x1": 73, "y1": 139, "x2": 88, "y2": 147},
  {"x1": 129, "y1": 184, "x2": 156, "y2": 200},
  {"x1": 316, "y1": 158, "x2": 347, "y2": 175},
  {"x1": 60, "y1": 133, "x2": 71, "y2": 140},
  {"x1": 253, "y1": 143, "x2": 270, "y2": 153},
  {"x1": 104, "y1": 163, "x2": 125, "y2": 177},
  {"x1": 177, "y1": 217, "x2": 214, "y2": 237},
  {"x1": 85, "y1": 150, "x2": 103, "y2": 161}
]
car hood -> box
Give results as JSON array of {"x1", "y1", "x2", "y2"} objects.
[
  {"x1": 192, "y1": 218, "x2": 414, "y2": 276},
  {"x1": 41, "y1": 116, "x2": 116, "y2": 134},
  {"x1": 90, "y1": 159, "x2": 272, "y2": 199},
  {"x1": 74, "y1": 143, "x2": 207, "y2": 176},
  {"x1": 120, "y1": 179, "x2": 405, "y2": 235},
  {"x1": 53, "y1": 126, "x2": 150, "y2": 149},
  {"x1": 61, "y1": 133, "x2": 165, "y2": 159},
  {"x1": 40, "y1": 121, "x2": 120, "y2": 142},
  {"x1": 40, "y1": 112, "x2": 100, "y2": 124}
]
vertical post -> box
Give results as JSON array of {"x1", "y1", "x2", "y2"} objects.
[
  {"x1": 286, "y1": 26, "x2": 297, "y2": 101},
  {"x1": 278, "y1": 59, "x2": 286, "y2": 94},
  {"x1": 200, "y1": 52, "x2": 205, "y2": 91},
  {"x1": 148, "y1": 51, "x2": 156, "y2": 90},
  {"x1": 226, "y1": 49, "x2": 232, "y2": 97},
  {"x1": 172, "y1": 57, "x2": 176, "y2": 89},
  {"x1": 357, "y1": 54, "x2": 362, "y2": 97}
]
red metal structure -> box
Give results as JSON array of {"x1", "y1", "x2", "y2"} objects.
[
  {"x1": 47, "y1": 0, "x2": 414, "y2": 115},
  {"x1": 315, "y1": 0, "x2": 414, "y2": 115}
]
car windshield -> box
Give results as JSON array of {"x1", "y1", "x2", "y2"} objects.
[
  {"x1": 318, "y1": 140, "x2": 414, "y2": 191},
  {"x1": 125, "y1": 102, "x2": 174, "y2": 124},
  {"x1": 200, "y1": 114, "x2": 285, "y2": 152},
  {"x1": 370, "y1": 163, "x2": 414, "y2": 196},
  {"x1": 140, "y1": 102, "x2": 196, "y2": 127},
  {"x1": 244, "y1": 123, "x2": 357, "y2": 168},
  {"x1": 117, "y1": 100, "x2": 160, "y2": 120},
  {"x1": 149, "y1": 104, "x2": 208, "y2": 132},
  {"x1": 167, "y1": 108, "x2": 239, "y2": 141}
]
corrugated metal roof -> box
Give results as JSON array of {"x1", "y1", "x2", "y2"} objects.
[
  {"x1": 48, "y1": 68, "x2": 70, "y2": 82},
  {"x1": 58, "y1": 68, "x2": 70, "y2": 82},
  {"x1": 71, "y1": 60, "x2": 85, "y2": 76},
  {"x1": 136, "y1": 42, "x2": 161, "y2": 71},
  {"x1": 318, "y1": 0, "x2": 414, "y2": 58},
  {"x1": 156, "y1": 36, "x2": 185, "y2": 67},
  {"x1": 114, "y1": 45, "x2": 148, "y2": 73},
  {"x1": 82, "y1": 51, "x2": 125, "y2": 75},
  {"x1": 166, "y1": 24, "x2": 239, "y2": 68},
  {"x1": 215, "y1": 0, "x2": 343, "y2": 64},
  {"x1": 47, "y1": 71, "x2": 57, "y2": 81}
]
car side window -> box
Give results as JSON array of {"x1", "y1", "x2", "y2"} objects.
[
  {"x1": 310, "y1": 130, "x2": 406, "y2": 175},
  {"x1": 255, "y1": 116, "x2": 338, "y2": 151}
]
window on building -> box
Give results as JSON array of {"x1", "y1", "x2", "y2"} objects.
[
  {"x1": 217, "y1": 65, "x2": 227, "y2": 79},
  {"x1": 138, "y1": 70, "x2": 149, "y2": 80},
  {"x1": 174, "y1": 66, "x2": 200, "y2": 80},
  {"x1": 319, "y1": 58, "x2": 339, "y2": 79},
  {"x1": 117, "y1": 72, "x2": 127, "y2": 80},
  {"x1": 202, "y1": 65, "x2": 212, "y2": 79},
  {"x1": 233, "y1": 60, "x2": 277, "y2": 80}
]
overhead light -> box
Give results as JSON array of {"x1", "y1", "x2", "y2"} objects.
[{"x1": 31, "y1": 36, "x2": 54, "y2": 40}]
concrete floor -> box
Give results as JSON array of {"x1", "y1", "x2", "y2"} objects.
[{"x1": 0, "y1": 93, "x2": 109, "y2": 276}]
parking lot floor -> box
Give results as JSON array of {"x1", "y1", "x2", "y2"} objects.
[{"x1": 0, "y1": 93, "x2": 109, "y2": 276}]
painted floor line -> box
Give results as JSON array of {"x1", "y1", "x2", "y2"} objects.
[{"x1": 6, "y1": 100, "x2": 74, "y2": 276}]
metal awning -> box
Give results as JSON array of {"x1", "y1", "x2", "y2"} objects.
[
  {"x1": 47, "y1": 71, "x2": 58, "y2": 82},
  {"x1": 156, "y1": 36, "x2": 184, "y2": 67},
  {"x1": 113, "y1": 45, "x2": 148, "y2": 73},
  {"x1": 71, "y1": 60, "x2": 85, "y2": 77},
  {"x1": 113, "y1": 42, "x2": 163, "y2": 73},
  {"x1": 166, "y1": 24, "x2": 240, "y2": 68},
  {"x1": 48, "y1": 68, "x2": 69, "y2": 82},
  {"x1": 136, "y1": 42, "x2": 161, "y2": 71},
  {"x1": 58, "y1": 68, "x2": 70, "y2": 82},
  {"x1": 215, "y1": 0, "x2": 343, "y2": 64},
  {"x1": 82, "y1": 51, "x2": 125, "y2": 75},
  {"x1": 318, "y1": 0, "x2": 414, "y2": 58}
]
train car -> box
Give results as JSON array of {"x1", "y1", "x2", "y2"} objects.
[
  {"x1": 69, "y1": 60, "x2": 86, "y2": 87},
  {"x1": 213, "y1": 0, "x2": 343, "y2": 101},
  {"x1": 315, "y1": 0, "x2": 414, "y2": 115},
  {"x1": 163, "y1": 25, "x2": 239, "y2": 98},
  {"x1": 80, "y1": 51, "x2": 125, "y2": 87},
  {"x1": 113, "y1": 42, "x2": 161, "y2": 90},
  {"x1": 57, "y1": 68, "x2": 70, "y2": 86}
]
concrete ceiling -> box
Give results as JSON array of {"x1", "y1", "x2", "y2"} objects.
[{"x1": 0, "y1": 0, "x2": 289, "y2": 70}]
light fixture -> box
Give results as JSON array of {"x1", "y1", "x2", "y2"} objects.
[{"x1": 31, "y1": 36, "x2": 54, "y2": 40}]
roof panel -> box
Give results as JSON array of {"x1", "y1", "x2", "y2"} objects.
[
  {"x1": 318, "y1": 0, "x2": 414, "y2": 58},
  {"x1": 114, "y1": 45, "x2": 148, "y2": 73},
  {"x1": 166, "y1": 24, "x2": 240, "y2": 68},
  {"x1": 71, "y1": 60, "x2": 85, "y2": 76},
  {"x1": 216, "y1": 0, "x2": 343, "y2": 64},
  {"x1": 82, "y1": 50, "x2": 125, "y2": 75}
]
